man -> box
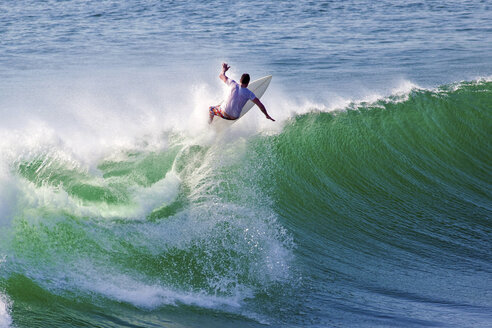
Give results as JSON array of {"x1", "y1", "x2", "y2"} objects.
[{"x1": 209, "y1": 63, "x2": 275, "y2": 123}]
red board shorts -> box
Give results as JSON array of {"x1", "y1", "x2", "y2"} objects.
[{"x1": 209, "y1": 105, "x2": 236, "y2": 120}]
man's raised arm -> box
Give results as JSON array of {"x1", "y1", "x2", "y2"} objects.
[{"x1": 219, "y1": 62, "x2": 230, "y2": 83}]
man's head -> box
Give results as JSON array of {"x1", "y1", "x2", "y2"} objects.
[{"x1": 240, "y1": 73, "x2": 250, "y2": 87}]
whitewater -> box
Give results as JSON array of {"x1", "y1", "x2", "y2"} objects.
[{"x1": 1, "y1": 1, "x2": 491, "y2": 327}]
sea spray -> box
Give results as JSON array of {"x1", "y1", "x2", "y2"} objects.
[
  {"x1": 0, "y1": 293, "x2": 11, "y2": 328},
  {"x1": 0, "y1": 257, "x2": 12, "y2": 328}
]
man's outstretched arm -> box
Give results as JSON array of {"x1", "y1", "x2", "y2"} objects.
[
  {"x1": 219, "y1": 62, "x2": 230, "y2": 83},
  {"x1": 252, "y1": 98, "x2": 275, "y2": 121}
]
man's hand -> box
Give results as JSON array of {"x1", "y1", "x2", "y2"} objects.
[{"x1": 219, "y1": 63, "x2": 230, "y2": 83}]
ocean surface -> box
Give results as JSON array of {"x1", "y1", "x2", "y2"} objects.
[{"x1": 1, "y1": 1, "x2": 491, "y2": 327}]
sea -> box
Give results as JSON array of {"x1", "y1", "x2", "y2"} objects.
[{"x1": 0, "y1": 1, "x2": 491, "y2": 327}]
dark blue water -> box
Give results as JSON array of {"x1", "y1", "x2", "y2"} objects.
[
  {"x1": 0, "y1": 1, "x2": 491, "y2": 327},
  {"x1": 2, "y1": 1, "x2": 491, "y2": 93}
]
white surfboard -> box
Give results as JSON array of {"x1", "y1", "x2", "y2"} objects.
[{"x1": 211, "y1": 75, "x2": 272, "y2": 131}]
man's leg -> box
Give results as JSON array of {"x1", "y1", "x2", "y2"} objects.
[
  {"x1": 209, "y1": 106, "x2": 215, "y2": 123},
  {"x1": 209, "y1": 105, "x2": 225, "y2": 124}
]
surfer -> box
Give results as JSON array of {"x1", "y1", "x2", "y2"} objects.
[{"x1": 209, "y1": 63, "x2": 275, "y2": 123}]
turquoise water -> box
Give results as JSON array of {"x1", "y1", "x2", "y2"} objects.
[{"x1": 1, "y1": 1, "x2": 491, "y2": 327}]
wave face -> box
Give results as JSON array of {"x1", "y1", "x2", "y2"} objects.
[
  {"x1": 0, "y1": 80, "x2": 491, "y2": 327},
  {"x1": 254, "y1": 80, "x2": 492, "y2": 326}
]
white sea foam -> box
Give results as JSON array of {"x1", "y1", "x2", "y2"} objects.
[
  {"x1": 0, "y1": 168, "x2": 13, "y2": 228},
  {"x1": 0, "y1": 148, "x2": 20, "y2": 228},
  {"x1": 0, "y1": 258, "x2": 12, "y2": 328},
  {"x1": 131, "y1": 170, "x2": 181, "y2": 218},
  {"x1": 78, "y1": 268, "x2": 245, "y2": 310},
  {"x1": 0, "y1": 112, "x2": 182, "y2": 221},
  {"x1": 0, "y1": 293, "x2": 11, "y2": 328},
  {"x1": 14, "y1": 168, "x2": 180, "y2": 220}
]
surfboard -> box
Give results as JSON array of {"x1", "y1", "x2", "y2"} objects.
[{"x1": 211, "y1": 75, "x2": 272, "y2": 131}]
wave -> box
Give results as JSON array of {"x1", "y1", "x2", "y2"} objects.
[
  {"x1": 0, "y1": 78, "x2": 491, "y2": 326},
  {"x1": 260, "y1": 78, "x2": 491, "y2": 254}
]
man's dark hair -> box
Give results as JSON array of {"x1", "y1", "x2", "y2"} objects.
[{"x1": 240, "y1": 73, "x2": 250, "y2": 86}]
